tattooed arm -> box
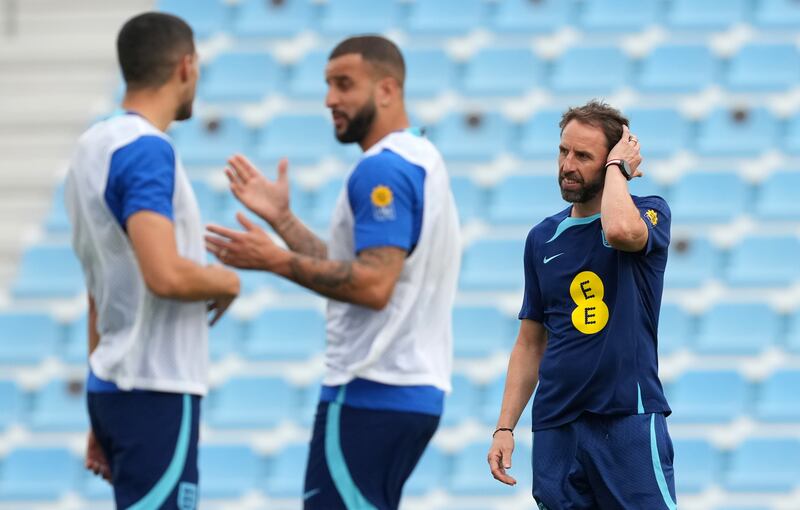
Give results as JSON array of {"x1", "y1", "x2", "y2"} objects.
[
  {"x1": 206, "y1": 214, "x2": 405, "y2": 310},
  {"x1": 271, "y1": 212, "x2": 328, "y2": 259}
]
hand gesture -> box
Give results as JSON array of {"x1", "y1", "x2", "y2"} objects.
[
  {"x1": 206, "y1": 213, "x2": 284, "y2": 272},
  {"x1": 607, "y1": 125, "x2": 644, "y2": 178},
  {"x1": 86, "y1": 429, "x2": 111, "y2": 482},
  {"x1": 487, "y1": 430, "x2": 517, "y2": 486},
  {"x1": 226, "y1": 155, "x2": 291, "y2": 227}
]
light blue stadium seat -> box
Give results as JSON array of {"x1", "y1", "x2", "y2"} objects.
[
  {"x1": 0, "y1": 447, "x2": 80, "y2": 500},
  {"x1": 786, "y1": 311, "x2": 800, "y2": 354},
  {"x1": 665, "y1": 237, "x2": 721, "y2": 288},
  {"x1": 81, "y1": 470, "x2": 114, "y2": 501},
  {"x1": 209, "y1": 315, "x2": 243, "y2": 361},
  {"x1": 755, "y1": 370, "x2": 800, "y2": 422},
  {"x1": 450, "y1": 441, "x2": 531, "y2": 495},
  {"x1": 727, "y1": 44, "x2": 800, "y2": 92},
  {"x1": 666, "y1": 0, "x2": 747, "y2": 30},
  {"x1": 483, "y1": 376, "x2": 532, "y2": 428},
  {"x1": 696, "y1": 108, "x2": 779, "y2": 157},
  {"x1": 450, "y1": 176, "x2": 484, "y2": 223},
  {"x1": 45, "y1": 184, "x2": 70, "y2": 234},
  {"x1": 199, "y1": 444, "x2": 261, "y2": 498},
  {"x1": 201, "y1": 51, "x2": 282, "y2": 103},
  {"x1": 695, "y1": 303, "x2": 780, "y2": 355},
  {"x1": 207, "y1": 376, "x2": 299, "y2": 428},
  {"x1": 672, "y1": 439, "x2": 719, "y2": 494},
  {"x1": 638, "y1": 44, "x2": 716, "y2": 93},
  {"x1": 245, "y1": 308, "x2": 325, "y2": 359},
  {"x1": 405, "y1": 49, "x2": 455, "y2": 99},
  {"x1": 755, "y1": 0, "x2": 800, "y2": 28},
  {"x1": 550, "y1": 47, "x2": 629, "y2": 95},
  {"x1": 433, "y1": 113, "x2": 512, "y2": 162},
  {"x1": 0, "y1": 312, "x2": 60, "y2": 365},
  {"x1": 669, "y1": 171, "x2": 747, "y2": 223},
  {"x1": 459, "y1": 239, "x2": 524, "y2": 291},
  {"x1": 407, "y1": 0, "x2": 485, "y2": 35},
  {"x1": 29, "y1": 379, "x2": 88, "y2": 431},
  {"x1": 306, "y1": 178, "x2": 343, "y2": 230},
  {"x1": 627, "y1": 176, "x2": 664, "y2": 199},
  {"x1": 297, "y1": 381, "x2": 321, "y2": 428},
  {"x1": 580, "y1": 0, "x2": 660, "y2": 31},
  {"x1": 657, "y1": 304, "x2": 692, "y2": 355},
  {"x1": 667, "y1": 370, "x2": 749, "y2": 423},
  {"x1": 61, "y1": 314, "x2": 86, "y2": 364},
  {"x1": 320, "y1": 0, "x2": 399, "y2": 35},
  {"x1": 755, "y1": 170, "x2": 800, "y2": 220},
  {"x1": 726, "y1": 235, "x2": 800, "y2": 287},
  {"x1": 453, "y1": 306, "x2": 515, "y2": 358},
  {"x1": 517, "y1": 109, "x2": 562, "y2": 160},
  {"x1": 756, "y1": 369, "x2": 800, "y2": 423},
  {"x1": 158, "y1": 0, "x2": 227, "y2": 38},
  {"x1": 461, "y1": 48, "x2": 542, "y2": 97},
  {"x1": 191, "y1": 179, "x2": 222, "y2": 223},
  {"x1": 441, "y1": 375, "x2": 480, "y2": 427},
  {"x1": 404, "y1": 446, "x2": 448, "y2": 496},
  {"x1": 492, "y1": 0, "x2": 573, "y2": 33},
  {"x1": 232, "y1": 0, "x2": 313, "y2": 38},
  {"x1": 487, "y1": 175, "x2": 567, "y2": 226},
  {"x1": 264, "y1": 443, "x2": 309, "y2": 497},
  {"x1": 172, "y1": 117, "x2": 254, "y2": 168},
  {"x1": 288, "y1": 50, "x2": 327, "y2": 99},
  {"x1": 785, "y1": 114, "x2": 800, "y2": 155},
  {"x1": 0, "y1": 380, "x2": 22, "y2": 431},
  {"x1": 627, "y1": 108, "x2": 690, "y2": 159},
  {"x1": 257, "y1": 114, "x2": 335, "y2": 166},
  {"x1": 725, "y1": 438, "x2": 800, "y2": 492},
  {"x1": 12, "y1": 245, "x2": 83, "y2": 299}
]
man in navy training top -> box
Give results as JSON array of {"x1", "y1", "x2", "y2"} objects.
[
  {"x1": 205, "y1": 35, "x2": 460, "y2": 510},
  {"x1": 487, "y1": 101, "x2": 676, "y2": 510}
]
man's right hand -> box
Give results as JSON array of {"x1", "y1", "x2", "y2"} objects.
[
  {"x1": 86, "y1": 429, "x2": 111, "y2": 482},
  {"x1": 226, "y1": 154, "x2": 291, "y2": 228},
  {"x1": 487, "y1": 430, "x2": 517, "y2": 486},
  {"x1": 206, "y1": 265, "x2": 240, "y2": 326}
]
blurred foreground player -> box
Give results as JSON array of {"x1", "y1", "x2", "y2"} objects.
[
  {"x1": 205, "y1": 36, "x2": 460, "y2": 510},
  {"x1": 487, "y1": 101, "x2": 676, "y2": 509},
  {"x1": 66, "y1": 12, "x2": 239, "y2": 510}
]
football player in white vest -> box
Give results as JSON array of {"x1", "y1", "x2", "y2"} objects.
[
  {"x1": 206, "y1": 36, "x2": 461, "y2": 510},
  {"x1": 66, "y1": 12, "x2": 239, "y2": 510}
]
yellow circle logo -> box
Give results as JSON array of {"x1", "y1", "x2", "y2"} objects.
[
  {"x1": 569, "y1": 271, "x2": 610, "y2": 335},
  {"x1": 371, "y1": 185, "x2": 393, "y2": 208}
]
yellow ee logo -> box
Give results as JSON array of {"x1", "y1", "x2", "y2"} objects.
[
  {"x1": 370, "y1": 185, "x2": 394, "y2": 208},
  {"x1": 569, "y1": 271, "x2": 609, "y2": 334}
]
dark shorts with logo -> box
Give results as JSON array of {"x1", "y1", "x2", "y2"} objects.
[{"x1": 88, "y1": 392, "x2": 201, "y2": 510}]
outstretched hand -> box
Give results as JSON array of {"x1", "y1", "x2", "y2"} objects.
[{"x1": 226, "y1": 155, "x2": 291, "y2": 227}]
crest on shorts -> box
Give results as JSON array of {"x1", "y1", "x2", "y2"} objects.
[
  {"x1": 370, "y1": 185, "x2": 395, "y2": 221},
  {"x1": 645, "y1": 209, "x2": 658, "y2": 226}
]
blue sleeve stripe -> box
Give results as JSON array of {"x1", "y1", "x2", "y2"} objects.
[{"x1": 105, "y1": 135, "x2": 176, "y2": 231}]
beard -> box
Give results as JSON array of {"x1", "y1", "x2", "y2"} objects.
[
  {"x1": 559, "y1": 168, "x2": 604, "y2": 203},
  {"x1": 175, "y1": 97, "x2": 193, "y2": 121},
  {"x1": 333, "y1": 99, "x2": 376, "y2": 144}
]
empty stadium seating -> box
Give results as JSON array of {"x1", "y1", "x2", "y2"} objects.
[{"x1": 6, "y1": 1, "x2": 800, "y2": 508}]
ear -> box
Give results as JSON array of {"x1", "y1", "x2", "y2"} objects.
[
  {"x1": 376, "y1": 76, "x2": 398, "y2": 108},
  {"x1": 177, "y1": 53, "x2": 194, "y2": 84}
]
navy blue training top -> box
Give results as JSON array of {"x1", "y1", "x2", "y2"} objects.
[{"x1": 520, "y1": 195, "x2": 672, "y2": 431}]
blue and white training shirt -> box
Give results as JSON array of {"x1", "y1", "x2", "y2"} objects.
[
  {"x1": 65, "y1": 113, "x2": 209, "y2": 395},
  {"x1": 321, "y1": 129, "x2": 461, "y2": 415}
]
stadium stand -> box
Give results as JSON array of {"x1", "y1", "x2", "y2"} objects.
[{"x1": 4, "y1": 0, "x2": 800, "y2": 508}]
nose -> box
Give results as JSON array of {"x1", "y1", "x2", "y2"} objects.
[{"x1": 325, "y1": 86, "x2": 338, "y2": 109}]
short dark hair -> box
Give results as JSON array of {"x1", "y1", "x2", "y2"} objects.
[
  {"x1": 329, "y1": 35, "x2": 405, "y2": 87},
  {"x1": 559, "y1": 100, "x2": 629, "y2": 151},
  {"x1": 117, "y1": 12, "x2": 195, "y2": 90}
]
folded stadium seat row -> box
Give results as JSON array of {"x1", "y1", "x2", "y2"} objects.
[
  {"x1": 194, "y1": 42, "x2": 800, "y2": 104},
  {"x1": 159, "y1": 0, "x2": 800, "y2": 42}
]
